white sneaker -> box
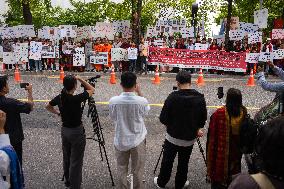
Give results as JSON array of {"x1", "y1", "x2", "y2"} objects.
[
  {"x1": 183, "y1": 180, "x2": 189, "y2": 188},
  {"x1": 153, "y1": 177, "x2": 165, "y2": 188}
]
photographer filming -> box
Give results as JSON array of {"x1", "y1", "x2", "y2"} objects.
[
  {"x1": 257, "y1": 61, "x2": 284, "y2": 92},
  {"x1": 0, "y1": 75, "x2": 34, "y2": 166},
  {"x1": 154, "y1": 71, "x2": 207, "y2": 189},
  {"x1": 46, "y1": 75, "x2": 95, "y2": 189}
]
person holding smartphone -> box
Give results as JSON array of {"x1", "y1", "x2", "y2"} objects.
[
  {"x1": 46, "y1": 75, "x2": 95, "y2": 189},
  {"x1": 0, "y1": 75, "x2": 34, "y2": 166}
]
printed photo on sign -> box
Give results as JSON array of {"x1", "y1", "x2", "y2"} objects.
[
  {"x1": 111, "y1": 48, "x2": 128, "y2": 61},
  {"x1": 245, "y1": 53, "x2": 260, "y2": 63},
  {"x1": 90, "y1": 52, "x2": 108, "y2": 65},
  {"x1": 73, "y1": 47, "x2": 85, "y2": 66},
  {"x1": 42, "y1": 45, "x2": 56, "y2": 59}
]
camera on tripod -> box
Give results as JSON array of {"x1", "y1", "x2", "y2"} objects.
[{"x1": 81, "y1": 75, "x2": 101, "y2": 89}]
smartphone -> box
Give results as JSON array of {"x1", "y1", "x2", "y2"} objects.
[
  {"x1": 20, "y1": 83, "x2": 29, "y2": 89},
  {"x1": 217, "y1": 87, "x2": 224, "y2": 99}
]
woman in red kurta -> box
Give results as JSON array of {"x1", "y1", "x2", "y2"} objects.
[{"x1": 207, "y1": 88, "x2": 247, "y2": 189}]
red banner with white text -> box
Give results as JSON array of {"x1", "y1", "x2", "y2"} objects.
[{"x1": 148, "y1": 47, "x2": 247, "y2": 72}]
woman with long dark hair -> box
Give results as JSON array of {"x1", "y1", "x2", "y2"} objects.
[
  {"x1": 207, "y1": 88, "x2": 247, "y2": 189},
  {"x1": 46, "y1": 75, "x2": 95, "y2": 189}
]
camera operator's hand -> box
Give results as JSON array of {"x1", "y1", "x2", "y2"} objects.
[
  {"x1": 267, "y1": 61, "x2": 275, "y2": 69},
  {"x1": 257, "y1": 66, "x2": 264, "y2": 73},
  {"x1": 76, "y1": 75, "x2": 95, "y2": 97},
  {"x1": 25, "y1": 84, "x2": 34, "y2": 110},
  {"x1": 25, "y1": 84, "x2": 33, "y2": 94},
  {"x1": 197, "y1": 128, "x2": 204, "y2": 138}
]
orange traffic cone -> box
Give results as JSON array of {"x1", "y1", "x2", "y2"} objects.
[
  {"x1": 14, "y1": 65, "x2": 21, "y2": 83},
  {"x1": 196, "y1": 68, "x2": 205, "y2": 86},
  {"x1": 59, "y1": 67, "x2": 65, "y2": 83},
  {"x1": 247, "y1": 69, "x2": 255, "y2": 87},
  {"x1": 109, "y1": 66, "x2": 116, "y2": 84},
  {"x1": 152, "y1": 66, "x2": 161, "y2": 84}
]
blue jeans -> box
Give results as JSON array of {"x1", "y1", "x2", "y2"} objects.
[
  {"x1": 35, "y1": 60, "x2": 42, "y2": 71},
  {"x1": 129, "y1": 59, "x2": 136, "y2": 72}
]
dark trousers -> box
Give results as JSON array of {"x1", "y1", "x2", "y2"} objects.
[
  {"x1": 10, "y1": 140, "x2": 23, "y2": 165},
  {"x1": 129, "y1": 59, "x2": 137, "y2": 72},
  {"x1": 61, "y1": 126, "x2": 86, "y2": 189},
  {"x1": 157, "y1": 140, "x2": 194, "y2": 189},
  {"x1": 140, "y1": 56, "x2": 147, "y2": 73}
]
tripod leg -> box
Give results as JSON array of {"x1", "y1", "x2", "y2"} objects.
[
  {"x1": 154, "y1": 146, "x2": 164, "y2": 174},
  {"x1": 197, "y1": 138, "x2": 207, "y2": 167},
  {"x1": 102, "y1": 143, "x2": 115, "y2": 186},
  {"x1": 98, "y1": 141, "x2": 104, "y2": 161}
]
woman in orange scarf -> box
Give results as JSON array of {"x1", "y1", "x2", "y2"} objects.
[{"x1": 207, "y1": 88, "x2": 246, "y2": 189}]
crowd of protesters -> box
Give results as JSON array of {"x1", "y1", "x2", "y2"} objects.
[{"x1": 0, "y1": 34, "x2": 284, "y2": 75}]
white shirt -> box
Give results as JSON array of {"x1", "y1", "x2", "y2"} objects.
[
  {"x1": 0, "y1": 134, "x2": 11, "y2": 189},
  {"x1": 109, "y1": 92, "x2": 150, "y2": 151}
]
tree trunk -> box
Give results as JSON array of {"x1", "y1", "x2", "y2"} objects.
[
  {"x1": 131, "y1": 0, "x2": 142, "y2": 46},
  {"x1": 225, "y1": 0, "x2": 232, "y2": 50},
  {"x1": 22, "y1": 0, "x2": 33, "y2": 25}
]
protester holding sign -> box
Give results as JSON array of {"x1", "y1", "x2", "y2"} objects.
[
  {"x1": 128, "y1": 42, "x2": 138, "y2": 72},
  {"x1": 139, "y1": 38, "x2": 148, "y2": 75}
]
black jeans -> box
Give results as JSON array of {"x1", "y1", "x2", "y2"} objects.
[
  {"x1": 129, "y1": 59, "x2": 137, "y2": 72},
  {"x1": 10, "y1": 140, "x2": 23, "y2": 165},
  {"x1": 61, "y1": 126, "x2": 86, "y2": 189},
  {"x1": 157, "y1": 140, "x2": 194, "y2": 189},
  {"x1": 140, "y1": 56, "x2": 147, "y2": 73}
]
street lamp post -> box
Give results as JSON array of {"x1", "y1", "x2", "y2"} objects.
[{"x1": 191, "y1": 3, "x2": 198, "y2": 38}]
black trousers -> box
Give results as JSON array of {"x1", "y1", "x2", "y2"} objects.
[
  {"x1": 61, "y1": 126, "x2": 86, "y2": 189},
  {"x1": 157, "y1": 140, "x2": 194, "y2": 189},
  {"x1": 10, "y1": 140, "x2": 23, "y2": 165}
]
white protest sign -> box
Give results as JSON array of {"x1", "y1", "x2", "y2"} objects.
[
  {"x1": 254, "y1": 8, "x2": 268, "y2": 28},
  {"x1": 259, "y1": 52, "x2": 273, "y2": 62},
  {"x1": 273, "y1": 49, "x2": 284, "y2": 60},
  {"x1": 248, "y1": 32, "x2": 262, "y2": 44},
  {"x1": 146, "y1": 27, "x2": 156, "y2": 37},
  {"x1": 229, "y1": 29, "x2": 245, "y2": 41},
  {"x1": 128, "y1": 48, "x2": 138, "y2": 60},
  {"x1": 90, "y1": 52, "x2": 108, "y2": 65},
  {"x1": 180, "y1": 27, "x2": 194, "y2": 38},
  {"x1": 73, "y1": 47, "x2": 85, "y2": 66},
  {"x1": 113, "y1": 20, "x2": 130, "y2": 33},
  {"x1": 239, "y1": 22, "x2": 259, "y2": 34},
  {"x1": 94, "y1": 22, "x2": 114, "y2": 40},
  {"x1": 154, "y1": 40, "x2": 164, "y2": 47},
  {"x1": 272, "y1": 29, "x2": 284, "y2": 39},
  {"x1": 59, "y1": 25, "x2": 77, "y2": 38},
  {"x1": 38, "y1": 26, "x2": 50, "y2": 39},
  {"x1": 16, "y1": 25, "x2": 36, "y2": 38},
  {"x1": 29, "y1": 41, "x2": 43, "y2": 60},
  {"x1": 14, "y1": 43, "x2": 29, "y2": 63},
  {"x1": 41, "y1": 45, "x2": 57, "y2": 58},
  {"x1": 194, "y1": 43, "x2": 208, "y2": 50},
  {"x1": 245, "y1": 53, "x2": 260, "y2": 63},
  {"x1": 3, "y1": 52, "x2": 15, "y2": 64},
  {"x1": 111, "y1": 48, "x2": 128, "y2": 61}
]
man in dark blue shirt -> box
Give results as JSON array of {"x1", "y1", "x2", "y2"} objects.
[{"x1": 0, "y1": 75, "x2": 34, "y2": 165}]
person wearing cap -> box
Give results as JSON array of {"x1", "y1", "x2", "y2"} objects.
[
  {"x1": 0, "y1": 75, "x2": 34, "y2": 165},
  {"x1": 261, "y1": 38, "x2": 275, "y2": 74}
]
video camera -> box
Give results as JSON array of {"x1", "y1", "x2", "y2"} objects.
[{"x1": 81, "y1": 75, "x2": 101, "y2": 89}]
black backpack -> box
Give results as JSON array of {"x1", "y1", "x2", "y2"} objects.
[{"x1": 240, "y1": 114, "x2": 258, "y2": 154}]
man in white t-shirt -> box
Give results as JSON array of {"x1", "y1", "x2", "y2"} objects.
[
  {"x1": 109, "y1": 72, "x2": 150, "y2": 189},
  {"x1": 128, "y1": 42, "x2": 138, "y2": 72}
]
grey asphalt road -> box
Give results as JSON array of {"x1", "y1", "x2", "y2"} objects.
[{"x1": 4, "y1": 71, "x2": 276, "y2": 189}]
